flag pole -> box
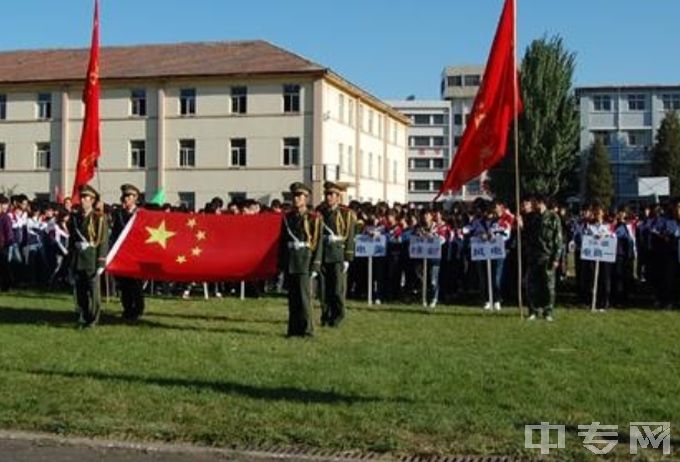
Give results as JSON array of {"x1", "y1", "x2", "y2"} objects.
[{"x1": 512, "y1": 0, "x2": 524, "y2": 319}]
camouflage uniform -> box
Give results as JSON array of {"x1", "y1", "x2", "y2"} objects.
[{"x1": 525, "y1": 208, "x2": 563, "y2": 318}]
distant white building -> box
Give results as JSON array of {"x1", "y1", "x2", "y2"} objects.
[
  {"x1": 575, "y1": 84, "x2": 680, "y2": 202},
  {"x1": 441, "y1": 65, "x2": 488, "y2": 198},
  {"x1": 0, "y1": 40, "x2": 409, "y2": 208},
  {"x1": 387, "y1": 100, "x2": 451, "y2": 204}
]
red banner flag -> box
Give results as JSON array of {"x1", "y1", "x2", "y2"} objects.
[
  {"x1": 437, "y1": 0, "x2": 522, "y2": 197},
  {"x1": 72, "y1": 0, "x2": 101, "y2": 203},
  {"x1": 106, "y1": 210, "x2": 282, "y2": 282}
]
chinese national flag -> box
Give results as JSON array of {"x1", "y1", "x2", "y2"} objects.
[
  {"x1": 72, "y1": 0, "x2": 101, "y2": 203},
  {"x1": 437, "y1": 0, "x2": 522, "y2": 197},
  {"x1": 106, "y1": 210, "x2": 282, "y2": 282}
]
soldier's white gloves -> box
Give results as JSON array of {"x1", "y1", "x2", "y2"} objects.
[
  {"x1": 343, "y1": 261, "x2": 350, "y2": 273},
  {"x1": 96, "y1": 267, "x2": 105, "y2": 277},
  {"x1": 310, "y1": 271, "x2": 318, "y2": 280}
]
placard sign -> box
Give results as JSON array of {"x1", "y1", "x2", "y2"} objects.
[
  {"x1": 581, "y1": 235, "x2": 617, "y2": 263},
  {"x1": 409, "y1": 236, "x2": 442, "y2": 259},
  {"x1": 354, "y1": 234, "x2": 387, "y2": 258},
  {"x1": 470, "y1": 236, "x2": 506, "y2": 261}
]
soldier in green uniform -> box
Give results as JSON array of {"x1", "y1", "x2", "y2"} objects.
[
  {"x1": 279, "y1": 183, "x2": 323, "y2": 337},
  {"x1": 69, "y1": 185, "x2": 109, "y2": 328},
  {"x1": 524, "y1": 194, "x2": 562, "y2": 321},
  {"x1": 317, "y1": 181, "x2": 356, "y2": 327},
  {"x1": 111, "y1": 184, "x2": 145, "y2": 321}
]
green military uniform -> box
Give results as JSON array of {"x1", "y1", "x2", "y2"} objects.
[
  {"x1": 525, "y1": 204, "x2": 563, "y2": 319},
  {"x1": 68, "y1": 185, "x2": 109, "y2": 327},
  {"x1": 279, "y1": 183, "x2": 323, "y2": 337},
  {"x1": 112, "y1": 184, "x2": 145, "y2": 321},
  {"x1": 318, "y1": 182, "x2": 356, "y2": 327}
]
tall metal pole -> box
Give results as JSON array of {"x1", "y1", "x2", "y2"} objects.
[{"x1": 513, "y1": 0, "x2": 524, "y2": 319}]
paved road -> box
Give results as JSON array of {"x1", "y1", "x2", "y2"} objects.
[{"x1": 0, "y1": 433, "x2": 316, "y2": 462}]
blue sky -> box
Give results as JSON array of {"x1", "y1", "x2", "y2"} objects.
[{"x1": 2, "y1": 1, "x2": 678, "y2": 99}]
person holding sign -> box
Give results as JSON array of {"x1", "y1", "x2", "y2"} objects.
[
  {"x1": 414, "y1": 208, "x2": 447, "y2": 308},
  {"x1": 317, "y1": 182, "x2": 356, "y2": 327},
  {"x1": 278, "y1": 183, "x2": 322, "y2": 337},
  {"x1": 525, "y1": 195, "x2": 562, "y2": 322},
  {"x1": 470, "y1": 201, "x2": 511, "y2": 311},
  {"x1": 583, "y1": 203, "x2": 615, "y2": 312}
]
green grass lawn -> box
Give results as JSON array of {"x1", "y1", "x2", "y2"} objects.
[{"x1": 0, "y1": 291, "x2": 677, "y2": 461}]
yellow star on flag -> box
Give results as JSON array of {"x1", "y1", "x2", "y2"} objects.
[
  {"x1": 176, "y1": 255, "x2": 187, "y2": 264},
  {"x1": 187, "y1": 218, "x2": 197, "y2": 229},
  {"x1": 191, "y1": 246, "x2": 203, "y2": 257},
  {"x1": 145, "y1": 220, "x2": 176, "y2": 249},
  {"x1": 196, "y1": 230, "x2": 207, "y2": 241}
]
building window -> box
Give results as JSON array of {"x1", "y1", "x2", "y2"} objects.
[
  {"x1": 131, "y1": 89, "x2": 147, "y2": 116},
  {"x1": 179, "y1": 139, "x2": 195, "y2": 167},
  {"x1": 338, "y1": 94, "x2": 345, "y2": 123},
  {"x1": 0, "y1": 94, "x2": 6, "y2": 120},
  {"x1": 230, "y1": 138, "x2": 247, "y2": 167},
  {"x1": 432, "y1": 136, "x2": 445, "y2": 147},
  {"x1": 453, "y1": 114, "x2": 463, "y2": 125},
  {"x1": 231, "y1": 86, "x2": 247, "y2": 114},
  {"x1": 348, "y1": 99, "x2": 354, "y2": 126},
  {"x1": 410, "y1": 136, "x2": 430, "y2": 147},
  {"x1": 411, "y1": 159, "x2": 430, "y2": 169},
  {"x1": 377, "y1": 155, "x2": 382, "y2": 180},
  {"x1": 411, "y1": 180, "x2": 430, "y2": 192},
  {"x1": 130, "y1": 140, "x2": 146, "y2": 168},
  {"x1": 593, "y1": 131, "x2": 611, "y2": 146},
  {"x1": 392, "y1": 123, "x2": 398, "y2": 144},
  {"x1": 454, "y1": 136, "x2": 462, "y2": 147},
  {"x1": 180, "y1": 88, "x2": 196, "y2": 115},
  {"x1": 0, "y1": 143, "x2": 5, "y2": 169},
  {"x1": 414, "y1": 114, "x2": 430, "y2": 125},
  {"x1": 627, "y1": 94, "x2": 646, "y2": 111},
  {"x1": 432, "y1": 114, "x2": 445, "y2": 125},
  {"x1": 348, "y1": 146, "x2": 354, "y2": 174},
  {"x1": 626, "y1": 130, "x2": 648, "y2": 147},
  {"x1": 229, "y1": 192, "x2": 246, "y2": 203},
  {"x1": 283, "y1": 137, "x2": 300, "y2": 166},
  {"x1": 338, "y1": 143, "x2": 345, "y2": 172},
  {"x1": 377, "y1": 114, "x2": 383, "y2": 137},
  {"x1": 662, "y1": 94, "x2": 680, "y2": 111},
  {"x1": 447, "y1": 75, "x2": 463, "y2": 87},
  {"x1": 593, "y1": 95, "x2": 611, "y2": 112},
  {"x1": 35, "y1": 142, "x2": 51, "y2": 169},
  {"x1": 432, "y1": 180, "x2": 444, "y2": 191},
  {"x1": 283, "y1": 84, "x2": 301, "y2": 113},
  {"x1": 178, "y1": 192, "x2": 196, "y2": 212},
  {"x1": 37, "y1": 93, "x2": 52, "y2": 120},
  {"x1": 392, "y1": 160, "x2": 398, "y2": 183},
  {"x1": 433, "y1": 159, "x2": 445, "y2": 169},
  {"x1": 464, "y1": 75, "x2": 481, "y2": 86},
  {"x1": 368, "y1": 110, "x2": 374, "y2": 134}
]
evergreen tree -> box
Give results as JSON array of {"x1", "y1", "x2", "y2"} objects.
[
  {"x1": 651, "y1": 111, "x2": 680, "y2": 196},
  {"x1": 584, "y1": 138, "x2": 614, "y2": 208},
  {"x1": 489, "y1": 35, "x2": 579, "y2": 201}
]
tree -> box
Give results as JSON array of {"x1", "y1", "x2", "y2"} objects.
[
  {"x1": 584, "y1": 138, "x2": 614, "y2": 208},
  {"x1": 651, "y1": 111, "x2": 680, "y2": 196},
  {"x1": 489, "y1": 35, "x2": 580, "y2": 202}
]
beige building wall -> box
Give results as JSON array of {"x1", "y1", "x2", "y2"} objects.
[{"x1": 0, "y1": 75, "x2": 406, "y2": 207}]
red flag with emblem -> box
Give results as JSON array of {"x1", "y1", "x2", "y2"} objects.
[
  {"x1": 72, "y1": 0, "x2": 101, "y2": 203},
  {"x1": 106, "y1": 210, "x2": 282, "y2": 282},
  {"x1": 437, "y1": 0, "x2": 522, "y2": 197}
]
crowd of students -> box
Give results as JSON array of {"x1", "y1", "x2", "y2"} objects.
[{"x1": 1, "y1": 191, "x2": 680, "y2": 311}]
